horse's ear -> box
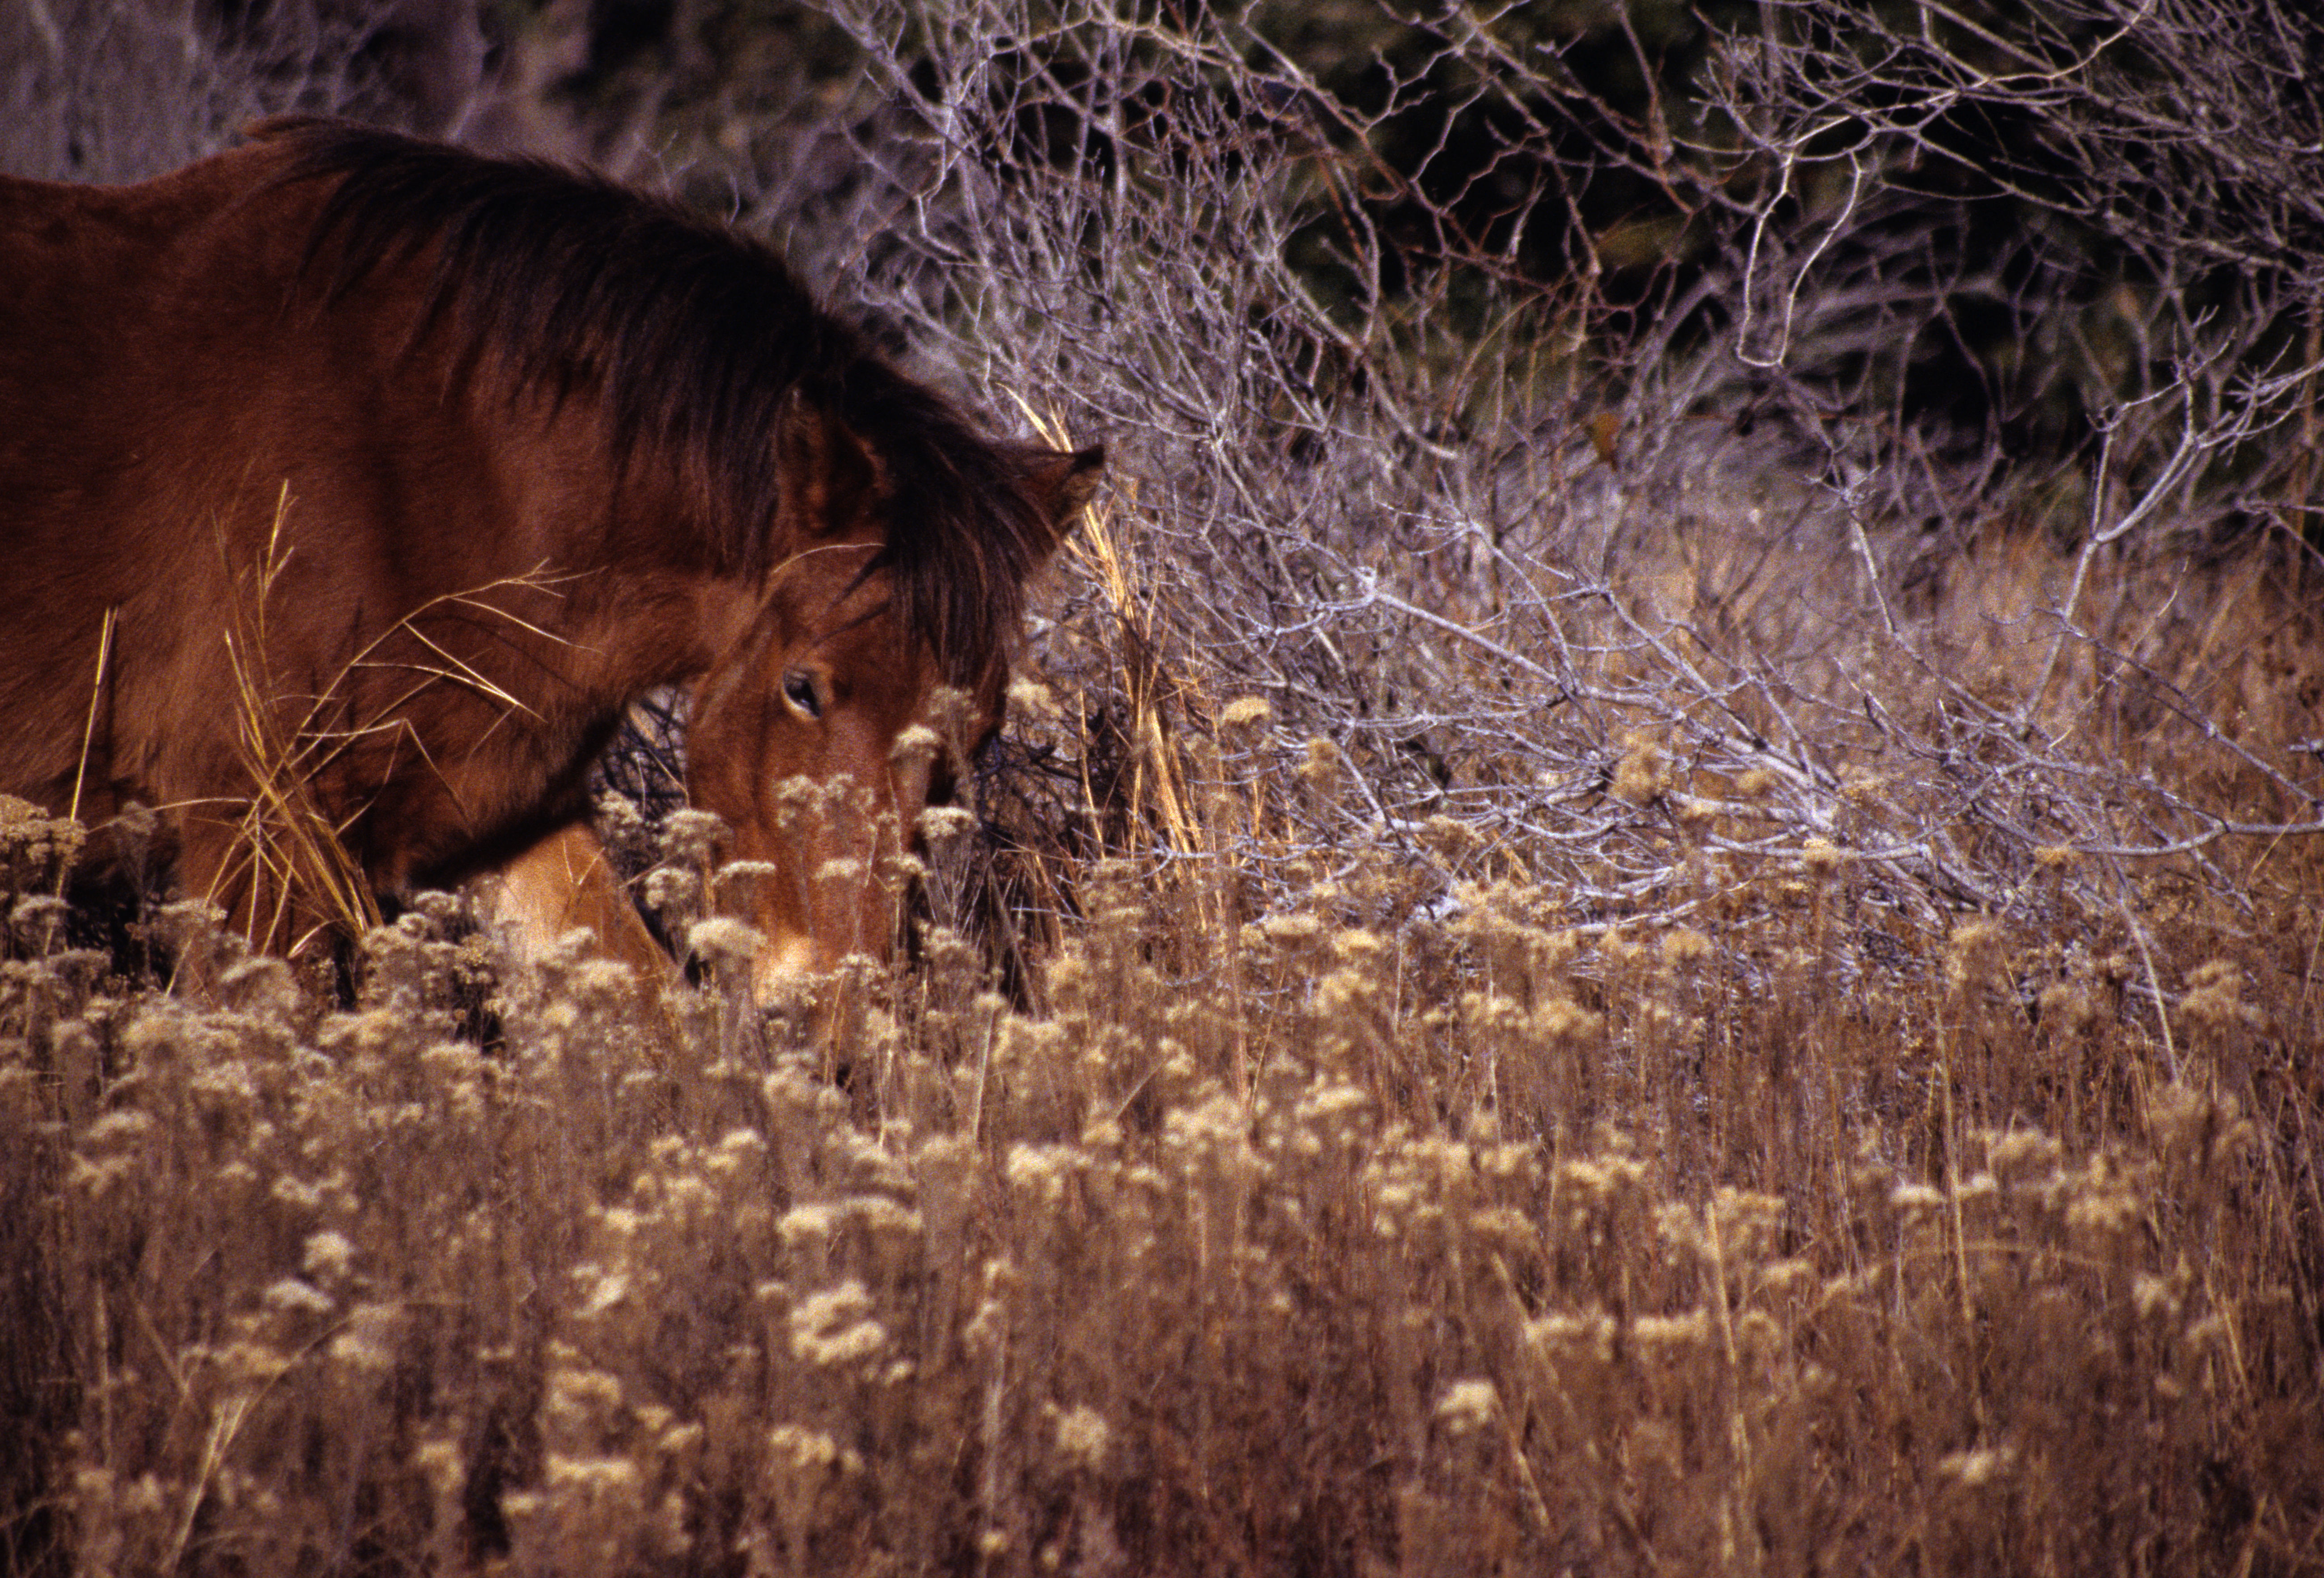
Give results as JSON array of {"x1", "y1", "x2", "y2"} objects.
[
  {"x1": 1025, "y1": 444, "x2": 1105, "y2": 555},
  {"x1": 776, "y1": 389, "x2": 882, "y2": 537}
]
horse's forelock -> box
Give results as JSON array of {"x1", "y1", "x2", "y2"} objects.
[{"x1": 853, "y1": 388, "x2": 1060, "y2": 693}]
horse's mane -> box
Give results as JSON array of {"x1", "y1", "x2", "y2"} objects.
[{"x1": 261, "y1": 118, "x2": 1053, "y2": 687}]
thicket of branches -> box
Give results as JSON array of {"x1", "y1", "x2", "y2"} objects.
[{"x1": 677, "y1": 0, "x2": 2324, "y2": 966}]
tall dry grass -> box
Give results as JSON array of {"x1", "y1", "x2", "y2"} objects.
[{"x1": 5, "y1": 522, "x2": 2320, "y2": 1576}]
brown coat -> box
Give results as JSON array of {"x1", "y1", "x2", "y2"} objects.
[{"x1": 0, "y1": 119, "x2": 1097, "y2": 985}]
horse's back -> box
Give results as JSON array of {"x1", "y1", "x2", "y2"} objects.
[
  {"x1": 0, "y1": 139, "x2": 299, "y2": 389},
  {"x1": 0, "y1": 140, "x2": 309, "y2": 537},
  {"x1": 0, "y1": 141, "x2": 315, "y2": 801}
]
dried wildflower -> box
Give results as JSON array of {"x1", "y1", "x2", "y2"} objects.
[
  {"x1": 1554, "y1": 1156, "x2": 1620, "y2": 1202},
  {"x1": 1661, "y1": 927, "x2": 1713, "y2": 968},
  {"x1": 1218, "y1": 694, "x2": 1272, "y2": 733},
  {"x1": 1889, "y1": 1182, "x2": 1946, "y2": 1217},
  {"x1": 1434, "y1": 1379, "x2": 1500, "y2": 1432},
  {"x1": 413, "y1": 1438, "x2": 462, "y2": 1502},
  {"x1": 1298, "y1": 735, "x2": 1340, "y2": 786},
  {"x1": 1006, "y1": 1144, "x2": 1078, "y2": 1203},
  {"x1": 1945, "y1": 920, "x2": 2004, "y2": 991},
  {"x1": 218, "y1": 1339, "x2": 296, "y2": 1387},
  {"x1": 813, "y1": 856, "x2": 867, "y2": 890},
  {"x1": 420, "y1": 1040, "x2": 483, "y2": 1084},
  {"x1": 328, "y1": 1303, "x2": 401, "y2": 1372},
  {"x1": 642, "y1": 865, "x2": 700, "y2": 915},
  {"x1": 1468, "y1": 1207, "x2": 1539, "y2": 1255},
  {"x1": 766, "y1": 1423, "x2": 859, "y2": 1476},
  {"x1": 1988, "y1": 1127, "x2": 2060, "y2": 1182},
  {"x1": 1257, "y1": 912, "x2": 1323, "y2": 948},
  {"x1": 2182, "y1": 1313, "x2": 2232, "y2": 1356},
  {"x1": 2181, "y1": 960, "x2": 2256, "y2": 1031},
  {"x1": 270, "y1": 1175, "x2": 327, "y2": 1212},
  {"x1": 789, "y1": 1281, "x2": 886, "y2": 1367},
  {"x1": 1612, "y1": 732, "x2": 1667, "y2": 804},
  {"x1": 661, "y1": 807, "x2": 730, "y2": 866},
  {"x1": 1533, "y1": 995, "x2": 1603, "y2": 1043},
  {"x1": 543, "y1": 1452, "x2": 646, "y2": 1530},
  {"x1": 547, "y1": 1366, "x2": 626, "y2": 1430},
  {"x1": 69, "y1": 1152, "x2": 135, "y2": 1197},
  {"x1": 262, "y1": 1277, "x2": 335, "y2": 1315},
  {"x1": 578, "y1": 1269, "x2": 630, "y2": 1318},
  {"x1": 302, "y1": 1230, "x2": 355, "y2": 1284},
  {"x1": 1654, "y1": 1201, "x2": 1705, "y2": 1254},
  {"x1": 1800, "y1": 836, "x2": 1848, "y2": 876},
  {"x1": 1527, "y1": 1311, "x2": 1617, "y2": 1365},
  {"x1": 1631, "y1": 1310, "x2": 1711, "y2": 1351},
  {"x1": 1937, "y1": 1445, "x2": 2018, "y2": 1487},
  {"x1": 2132, "y1": 1272, "x2": 2183, "y2": 1321},
  {"x1": 2063, "y1": 1159, "x2": 2144, "y2": 1240},
  {"x1": 889, "y1": 723, "x2": 945, "y2": 770},
  {"x1": 1052, "y1": 1405, "x2": 1111, "y2": 1471},
  {"x1": 1005, "y1": 678, "x2": 1060, "y2": 720},
  {"x1": 850, "y1": 1196, "x2": 923, "y2": 1240},
  {"x1": 1421, "y1": 815, "x2": 1483, "y2": 860},
  {"x1": 2037, "y1": 982, "x2": 2095, "y2": 1036},
  {"x1": 1318, "y1": 964, "x2": 1388, "y2": 1038},
  {"x1": 707, "y1": 1128, "x2": 768, "y2": 1176},
  {"x1": 1736, "y1": 1308, "x2": 1785, "y2": 1362},
  {"x1": 916, "y1": 806, "x2": 977, "y2": 845},
  {"x1": 686, "y1": 917, "x2": 763, "y2": 972},
  {"x1": 81, "y1": 1109, "x2": 156, "y2": 1148},
  {"x1": 1480, "y1": 1142, "x2": 1531, "y2": 1179}
]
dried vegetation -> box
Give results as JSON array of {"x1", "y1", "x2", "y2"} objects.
[{"x1": 5, "y1": 0, "x2": 2324, "y2": 1573}]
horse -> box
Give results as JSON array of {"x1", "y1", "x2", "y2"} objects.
[{"x1": 0, "y1": 117, "x2": 1101, "y2": 1001}]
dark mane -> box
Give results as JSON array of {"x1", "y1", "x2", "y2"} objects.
[{"x1": 262, "y1": 117, "x2": 1051, "y2": 686}]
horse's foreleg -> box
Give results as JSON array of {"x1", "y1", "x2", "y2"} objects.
[{"x1": 468, "y1": 821, "x2": 673, "y2": 987}]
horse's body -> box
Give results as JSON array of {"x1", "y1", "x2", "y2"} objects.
[{"x1": 0, "y1": 119, "x2": 1097, "y2": 996}]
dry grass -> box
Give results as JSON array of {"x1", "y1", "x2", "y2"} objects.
[
  {"x1": 4, "y1": 524, "x2": 2321, "y2": 1578},
  {"x1": 203, "y1": 487, "x2": 577, "y2": 963},
  {"x1": 5, "y1": 5, "x2": 2322, "y2": 1572}
]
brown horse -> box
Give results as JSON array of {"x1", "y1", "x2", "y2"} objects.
[{"x1": 0, "y1": 118, "x2": 1099, "y2": 999}]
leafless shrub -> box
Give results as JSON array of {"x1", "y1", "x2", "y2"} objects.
[{"x1": 615, "y1": 0, "x2": 2324, "y2": 1014}]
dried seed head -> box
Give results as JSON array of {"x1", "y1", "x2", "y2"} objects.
[
  {"x1": 1800, "y1": 836, "x2": 1848, "y2": 876},
  {"x1": 687, "y1": 918, "x2": 763, "y2": 971},
  {"x1": 1218, "y1": 694, "x2": 1273, "y2": 733},
  {"x1": 916, "y1": 806, "x2": 978, "y2": 845},
  {"x1": 1052, "y1": 1405, "x2": 1111, "y2": 1471},
  {"x1": 1434, "y1": 1380, "x2": 1499, "y2": 1432},
  {"x1": 889, "y1": 724, "x2": 945, "y2": 770}
]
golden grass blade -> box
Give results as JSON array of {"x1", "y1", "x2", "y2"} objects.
[{"x1": 65, "y1": 605, "x2": 116, "y2": 828}]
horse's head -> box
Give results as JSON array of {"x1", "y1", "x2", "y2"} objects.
[{"x1": 687, "y1": 396, "x2": 1100, "y2": 1003}]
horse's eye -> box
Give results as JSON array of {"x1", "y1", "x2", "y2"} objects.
[{"x1": 782, "y1": 669, "x2": 823, "y2": 720}]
